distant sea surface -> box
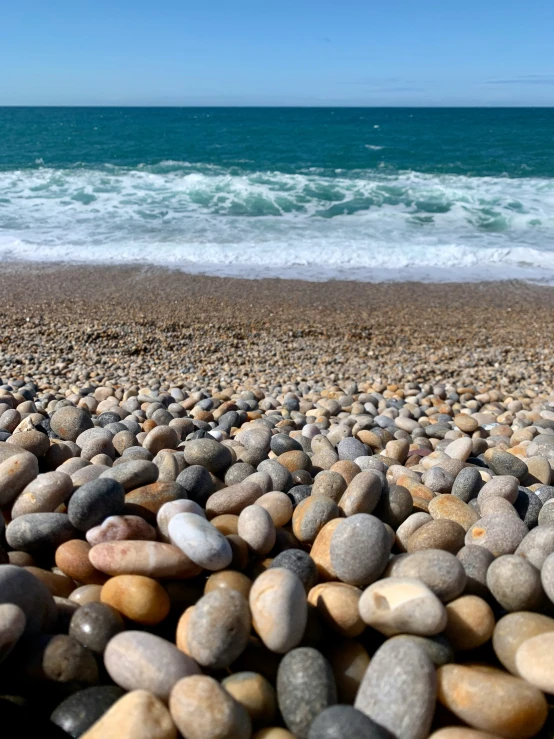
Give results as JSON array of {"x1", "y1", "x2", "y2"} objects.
[{"x1": 1, "y1": 106, "x2": 554, "y2": 281}]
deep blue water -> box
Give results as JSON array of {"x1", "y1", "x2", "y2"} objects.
[{"x1": 0, "y1": 107, "x2": 553, "y2": 281}]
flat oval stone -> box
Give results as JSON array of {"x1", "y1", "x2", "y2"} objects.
[
  {"x1": 205, "y1": 570, "x2": 252, "y2": 599},
  {"x1": 277, "y1": 647, "x2": 337, "y2": 739},
  {"x1": 391, "y1": 549, "x2": 466, "y2": 602},
  {"x1": 456, "y1": 545, "x2": 494, "y2": 598},
  {"x1": 143, "y1": 426, "x2": 179, "y2": 456},
  {"x1": 515, "y1": 524, "x2": 554, "y2": 569},
  {"x1": 407, "y1": 519, "x2": 466, "y2": 554},
  {"x1": 86, "y1": 514, "x2": 157, "y2": 545},
  {"x1": 101, "y1": 460, "x2": 159, "y2": 490},
  {"x1": 51, "y1": 406, "x2": 93, "y2": 442},
  {"x1": 337, "y1": 471, "x2": 382, "y2": 516},
  {"x1": 126, "y1": 481, "x2": 186, "y2": 517},
  {"x1": 183, "y1": 438, "x2": 233, "y2": 473},
  {"x1": 465, "y1": 514, "x2": 529, "y2": 556},
  {"x1": 359, "y1": 577, "x2": 447, "y2": 636},
  {"x1": 311, "y1": 518, "x2": 342, "y2": 581},
  {"x1": 157, "y1": 500, "x2": 205, "y2": 541},
  {"x1": 89, "y1": 540, "x2": 202, "y2": 579},
  {"x1": 238, "y1": 505, "x2": 276, "y2": 554},
  {"x1": 0, "y1": 451, "x2": 39, "y2": 506},
  {"x1": 186, "y1": 589, "x2": 251, "y2": 669},
  {"x1": 101, "y1": 575, "x2": 170, "y2": 625},
  {"x1": 354, "y1": 637, "x2": 436, "y2": 739},
  {"x1": 170, "y1": 675, "x2": 251, "y2": 739},
  {"x1": 168, "y1": 512, "x2": 232, "y2": 571},
  {"x1": 444, "y1": 595, "x2": 495, "y2": 651},
  {"x1": 176, "y1": 465, "x2": 214, "y2": 506},
  {"x1": 515, "y1": 631, "x2": 554, "y2": 693},
  {"x1": 6, "y1": 513, "x2": 78, "y2": 555},
  {"x1": 0, "y1": 603, "x2": 26, "y2": 663},
  {"x1": 255, "y1": 491, "x2": 293, "y2": 527},
  {"x1": 493, "y1": 611, "x2": 554, "y2": 676},
  {"x1": 374, "y1": 483, "x2": 413, "y2": 528},
  {"x1": 205, "y1": 481, "x2": 263, "y2": 517},
  {"x1": 105, "y1": 631, "x2": 200, "y2": 700},
  {"x1": 486, "y1": 450, "x2": 528, "y2": 480},
  {"x1": 395, "y1": 512, "x2": 433, "y2": 552},
  {"x1": 486, "y1": 555, "x2": 544, "y2": 611},
  {"x1": 81, "y1": 689, "x2": 176, "y2": 739},
  {"x1": 69, "y1": 601, "x2": 125, "y2": 653},
  {"x1": 452, "y1": 468, "x2": 482, "y2": 503},
  {"x1": 68, "y1": 478, "x2": 126, "y2": 532},
  {"x1": 308, "y1": 582, "x2": 364, "y2": 637},
  {"x1": 270, "y1": 550, "x2": 318, "y2": 592},
  {"x1": 329, "y1": 514, "x2": 390, "y2": 586},
  {"x1": 308, "y1": 705, "x2": 392, "y2": 739},
  {"x1": 249, "y1": 568, "x2": 307, "y2": 653},
  {"x1": 11, "y1": 471, "x2": 73, "y2": 517},
  {"x1": 222, "y1": 671, "x2": 277, "y2": 727},
  {"x1": 428, "y1": 495, "x2": 479, "y2": 532},
  {"x1": 292, "y1": 496, "x2": 339, "y2": 544},
  {"x1": 437, "y1": 664, "x2": 548, "y2": 738},
  {"x1": 477, "y1": 475, "x2": 519, "y2": 505},
  {"x1": 50, "y1": 685, "x2": 125, "y2": 738},
  {"x1": 55, "y1": 539, "x2": 107, "y2": 585}
]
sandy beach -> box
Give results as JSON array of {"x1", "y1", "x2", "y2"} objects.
[{"x1": 1, "y1": 262, "x2": 554, "y2": 393}]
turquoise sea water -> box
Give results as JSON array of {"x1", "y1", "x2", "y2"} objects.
[{"x1": 1, "y1": 107, "x2": 554, "y2": 281}]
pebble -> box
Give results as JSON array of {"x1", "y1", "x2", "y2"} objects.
[
  {"x1": 308, "y1": 705, "x2": 392, "y2": 739},
  {"x1": 354, "y1": 638, "x2": 436, "y2": 739},
  {"x1": 456, "y1": 545, "x2": 495, "y2": 598},
  {"x1": 81, "y1": 689, "x2": 176, "y2": 739},
  {"x1": 238, "y1": 504, "x2": 276, "y2": 554},
  {"x1": 390, "y1": 549, "x2": 467, "y2": 602},
  {"x1": 451, "y1": 467, "x2": 482, "y2": 502},
  {"x1": 486, "y1": 449, "x2": 529, "y2": 480},
  {"x1": 6, "y1": 512, "x2": 78, "y2": 555},
  {"x1": 249, "y1": 568, "x2": 307, "y2": 653},
  {"x1": 493, "y1": 611, "x2": 554, "y2": 676},
  {"x1": 514, "y1": 631, "x2": 554, "y2": 693},
  {"x1": 205, "y1": 480, "x2": 263, "y2": 517},
  {"x1": 270, "y1": 549, "x2": 318, "y2": 592},
  {"x1": 277, "y1": 647, "x2": 337, "y2": 739},
  {"x1": 444, "y1": 595, "x2": 495, "y2": 650},
  {"x1": 329, "y1": 514, "x2": 390, "y2": 586},
  {"x1": 222, "y1": 671, "x2": 277, "y2": 727},
  {"x1": 69, "y1": 601, "x2": 125, "y2": 653},
  {"x1": 486, "y1": 554, "x2": 544, "y2": 611},
  {"x1": 69, "y1": 584, "x2": 103, "y2": 605},
  {"x1": 437, "y1": 664, "x2": 548, "y2": 738},
  {"x1": 0, "y1": 603, "x2": 26, "y2": 662},
  {"x1": 406, "y1": 518, "x2": 466, "y2": 554},
  {"x1": 169, "y1": 675, "x2": 251, "y2": 739},
  {"x1": 0, "y1": 450, "x2": 39, "y2": 506},
  {"x1": 465, "y1": 514, "x2": 529, "y2": 556},
  {"x1": 311, "y1": 471, "x2": 347, "y2": 502},
  {"x1": 308, "y1": 582, "x2": 364, "y2": 637},
  {"x1": 104, "y1": 631, "x2": 200, "y2": 700},
  {"x1": 374, "y1": 483, "x2": 413, "y2": 528},
  {"x1": 395, "y1": 512, "x2": 433, "y2": 551},
  {"x1": 293, "y1": 496, "x2": 339, "y2": 544},
  {"x1": 338, "y1": 470, "x2": 382, "y2": 516},
  {"x1": 183, "y1": 437, "x2": 232, "y2": 473},
  {"x1": 101, "y1": 459, "x2": 159, "y2": 490},
  {"x1": 168, "y1": 512, "x2": 233, "y2": 570},
  {"x1": 55, "y1": 539, "x2": 108, "y2": 585},
  {"x1": 87, "y1": 514, "x2": 157, "y2": 545},
  {"x1": 428, "y1": 495, "x2": 479, "y2": 532},
  {"x1": 50, "y1": 406, "x2": 93, "y2": 442},
  {"x1": 50, "y1": 686, "x2": 125, "y2": 738},
  {"x1": 89, "y1": 540, "x2": 203, "y2": 578},
  {"x1": 11, "y1": 470, "x2": 73, "y2": 517},
  {"x1": 255, "y1": 491, "x2": 293, "y2": 526},
  {"x1": 359, "y1": 577, "x2": 447, "y2": 636},
  {"x1": 68, "y1": 478, "x2": 126, "y2": 531},
  {"x1": 101, "y1": 575, "x2": 170, "y2": 625},
  {"x1": 186, "y1": 589, "x2": 251, "y2": 668}
]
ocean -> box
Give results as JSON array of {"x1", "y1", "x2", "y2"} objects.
[{"x1": 1, "y1": 106, "x2": 553, "y2": 281}]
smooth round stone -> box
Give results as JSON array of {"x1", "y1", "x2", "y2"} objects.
[
  {"x1": 222, "y1": 671, "x2": 277, "y2": 727},
  {"x1": 338, "y1": 470, "x2": 382, "y2": 516},
  {"x1": 354, "y1": 638, "x2": 436, "y2": 739},
  {"x1": 538, "y1": 499, "x2": 554, "y2": 526},
  {"x1": 50, "y1": 686, "x2": 125, "y2": 738},
  {"x1": 308, "y1": 583, "x2": 364, "y2": 637},
  {"x1": 168, "y1": 512, "x2": 232, "y2": 571},
  {"x1": 210, "y1": 513, "x2": 239, "y2": 535},
  {"x1": 170, "y1": 675, "x2": 251, "y2": 739},
  {"x1": 493, "y1": 611, "x2": 554, "y2": 676},
  {"x1": 277, "y1": 647, "x2": 337, "y2": 739},
  {"x1": 359, "y1": 577, "x2": 447, "y2": 636},
  {"x1": 388, "y1": 633, "x2": 454, "y2": 667},
  {"x1": 456, "y1": 545, "x2": 495, "y2": 598},
  {"x1": 206, "y1": 481, "x2": 263, "y2": 518},
  {"x1": 444, "y1": 595, "x2": 495, "y2": 651},
  {"x1": 71, "y1": 464, "x2": 108, "y2": 488},
  {"x1": 38, "y1": 633, "x2": 99, "y2": 686},
  {"x1": 157, "y1": 500, "x2": 205, "y2": 542},
  {"x1": 143, "y1": 425, "x2": 179, "y2": 456},
  {"x1": 89, "y1": 540, "x2": 202, "y2": 579},
  {"x1": 422, "y1": 467, "x2": 455, "y2": 494},
  {"x1": 311, "y1": 471, "x2": 347, "y2": 502},
  {"x1": 105, "y1": 631, "x2": 200, "y2": 701},
  {"x1": 477, "y1": 475, "x2": 519, "y2": 505},
  {"x1": 514, "y1": 487, "x2": 542, "y2": 528},
  {"x1": 292, "y1": 496, "x2": 339, "y2": 544},
  {"x1": 287, "y1": 484, "x2": 312, "y2": 507},
  {"x1": 437, "y1": 664, "x2": 548, "y2": 738},
  {"x1": 536, "y1": 485, "x2": 554, "y2": 505},
  {"x1": 11, "y1": 471, "x2": 73, "y2": 517},
  {"x1": 0, "y1": 603, "x2": 26, "y2": 663},
  {"x1": 249, "y1": 568, "x2": 307, "y2": 653},
  {"x1": 6, "y1": 512, "x2": 78, "y2": 555},
  {"x1": 69, "y1": 601, "x2": 125, "y2": 653},
  {"x1": 391, "y1": 549, "x2": 466, "y2": 602},
  {"x1": 329, "y1": 514, "x2": 390, "y2": 586},
  {"x1": 270, "y1": 550, "x2": 318, "y2": 592},
  {"x1": 374, "y1": 484, "x2": 412, "y2": 528},
  {"x1": 186, "y1": 589, "x2": 251, "y2": 669},
  {"x1": 487, "y1": 554, "x2": 544, "y2": 611},
  {"x1": 515, "y1": 631, "x2": 554, "y2": 693},
  {"x1": 515, "y1": 524, "x2": 554, "y2": 569},
  {"x1": 406, "y1": 518, "x2": 466, "y2": 554},
  {"x1": 308, "y1": 705, "x2": 393, "y2": 739},
  {"x1": 258, "y1": 459, "x2": 294, "y2": 492},
  {"x1": 87, "y1": 514, "x2": 157, "y2": 545},
  {"x1": 51, "y1": 406, "x2": 93, "y2": 442},
  {"x1": 238, "y1": 505, "x2": 276, "y2": 554},
  {"x1": 454, "y1": 414, "x2": 479, "y2": 433},
  {"x1": 0, "y1": 451, "x2": 39, "y2": 506},
  {"x1": 25, "y1": 565, "x2": 75, "y2": 598},
  {"x1": 337, "y1": 437, "x2": 369, "y2": 462},
  {"x1": 80, "y1": 689, "x2": 177, "y2": 739},
  {"x1": 125, "y1": 481, "x2": 186, "y2": 518},
  {"x1": 486, "y1": 450, "x2": 528, "y2": 480},
  {"x1": 452, "y1": 468, "x2": 482, "y2": 503},
  {"x1": 395, "y1": 512, "x2": 433, "y2": 552},
  {"x1": 311, "y1": 519, "x2": 342, "y2": 580},
  {"x1": 255, "y1": 491, "x2": 293, "y2": 527},
  {"x1": 174, "y1": 464, "x2": 212, "y2": 502},
  {"x1": 101, "y1": 460, "x2": 159, "y2": 491},
  {"x1": 55, "y1": 539, "x2": 107, "y2": 585},
  {"x1": 183, "y1": 438, "x2": 232, "y2": 473},
  {"x1": 68, "y1": 478, "x2": 125, "y2": 532},
  {"x1": 479, "y1": 496, "x2": 517, "y2": 518},
  {"x1": 225, "y1": 462, "x2": 256, "y2": 487},
  {"x1": 101, "y1": 575, "x2": 170, "y2": 625},
  {"x1": 69, "y1": 584, "x2": 103, "y2": 605},
  {"x1": 465, "y1": 514, "x2": 529, "y2": 556},
  {"x1": 428, "y1": 495, "x2": 479, "y2": 532},
  {"x1": 205, "y1": 570, "x2": 252, "y2": 599}
]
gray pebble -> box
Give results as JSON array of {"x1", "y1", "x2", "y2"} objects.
[
  {"x1": 465, "y1": 514, "x2": 529, "y2": 556},
  {"x1": 487, "y1": 555, "x2": 545, "y2": 611},
  {"x1": 391, "y1": 549, "x2": 466, "y2": 602},
  {"x1": 183, "y1": 438, "x2": 232, "y2": 474},
  {"x1": 101, "y1": 459, "x2": 159, "y2": 491},
  {"x1": 0, "y1": 564, "x2": 56, "y2": 634},
  {"x1": 50, "y1": 406, "x2": 93, "y2": 442},
  {"x1": 330, "y1": 514, "x2": 390, "y2": 586},
  {"x1": 6, "y1": 513, "x2": 78, "y2": 555},
  {"x1": 308, "y1": 705, "x2": 392, "y2": 739},
  {"x1": 68, "y1": 478, "x2": 125, "y2": 532},
  {"x1": 516, "y1": 524, "x2": 554, "y2": 569},
  {"x1": 456, "y1": 545, "x2": 495, "y2": 598}
]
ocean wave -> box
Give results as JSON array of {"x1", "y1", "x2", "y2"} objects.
[{"x1": 0, "y1": 164, "x2": 553, "y2": 281}]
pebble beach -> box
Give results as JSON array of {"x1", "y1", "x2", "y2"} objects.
[{"x1": 3, "y1": 263, "x2": 554, "y2": 738}]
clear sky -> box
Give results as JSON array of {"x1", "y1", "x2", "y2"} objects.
[{"x1": 2, "y1": 0, "x2": 554, "y2": 106}]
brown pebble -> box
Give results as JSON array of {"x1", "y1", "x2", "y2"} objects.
[
  {"x1": 55, "y1": 539, "x2": 108, "y2": 585},
  {"x1": 101, "y1": 575, "x2": 170, "y2": 625},
  {"x1": 444, "y1": 595, "x2": 495, "y2": 651}
]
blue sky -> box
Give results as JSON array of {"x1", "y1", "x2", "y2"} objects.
[{"x1": 1, "y1": 0, "x2": 554, "y2": 106}]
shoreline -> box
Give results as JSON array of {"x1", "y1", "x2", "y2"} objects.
[{"x1": 1, "y1": 261, "x2": 554, "y2": 392}]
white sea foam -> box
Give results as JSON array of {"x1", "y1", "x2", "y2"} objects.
[{"x1": 0, "y1": 164, "x2": 553, "y2": 282}]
